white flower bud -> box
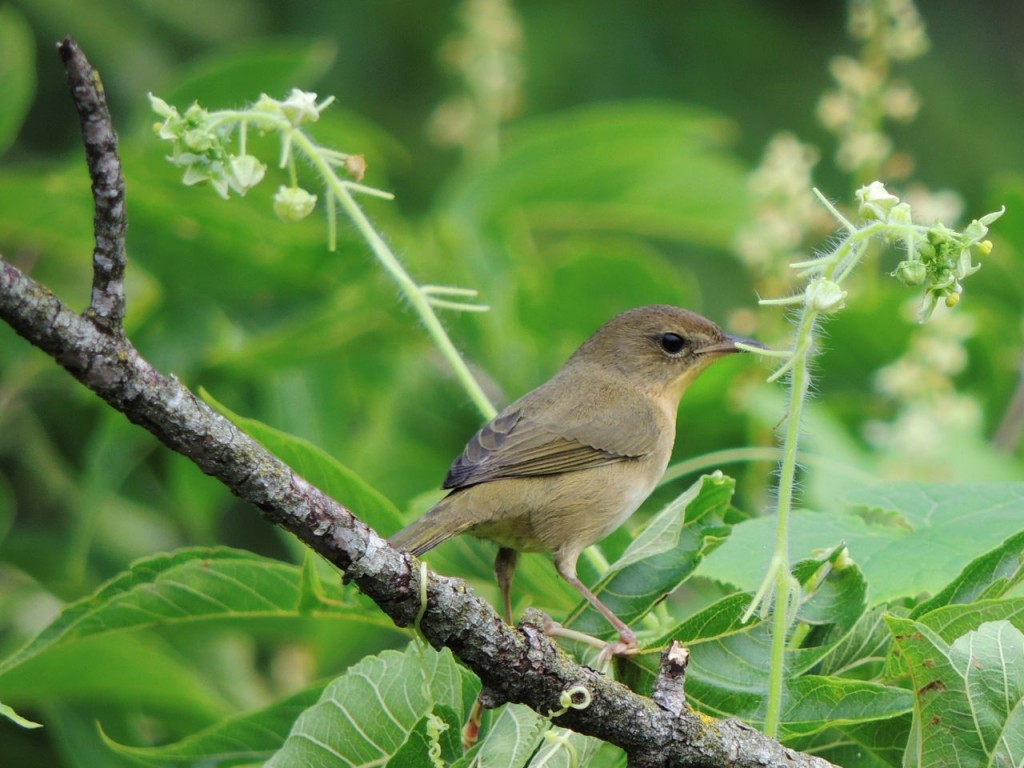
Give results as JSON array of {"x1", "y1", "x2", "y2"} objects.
[
  {"x1": 856, "y1": 181, "x2": 900, "y2": 221},
  {"x1": 805, "y1": 277, "x2": 847, "y2": 314},
  {"x1": 280, "y1": 89, "x2": 321, "y2": 126},
  {"x1": 228, "y1": 154, "x2": 266, "y2": 195},
  {"x1": 893, "y1": 260, "x2": 927, "y2": 286}
]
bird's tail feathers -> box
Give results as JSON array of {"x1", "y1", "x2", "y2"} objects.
[{"x1": 388, "y1": 494, "x2": 474, "y2": 556}]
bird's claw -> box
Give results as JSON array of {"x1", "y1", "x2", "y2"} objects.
[
  {"x1": 595, "y1": 637, "x2": 640, "y2": 667},
  {"x1": 542, "y1": 617, "x2": 641, "y2": 669}
]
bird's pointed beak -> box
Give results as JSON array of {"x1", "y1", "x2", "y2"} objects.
[{"x1": 705, "y1": 334, "x2": 765, "y2": 356}]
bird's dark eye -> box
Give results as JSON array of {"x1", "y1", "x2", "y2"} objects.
[{"x1": 659, "y1": 332, "x2": 687, "y2": 355}]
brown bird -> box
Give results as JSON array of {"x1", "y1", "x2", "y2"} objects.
[{"x1": 390, "y1": 305, "x2": 754, "y2": 654}]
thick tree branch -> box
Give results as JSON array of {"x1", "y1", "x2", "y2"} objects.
[{"x1": 0, "y1": 37, "x2": 834, "y2": 768}]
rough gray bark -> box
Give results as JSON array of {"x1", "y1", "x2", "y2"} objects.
[{"x1": 0, "y1": 37, "x2": 835, "y2": 768}]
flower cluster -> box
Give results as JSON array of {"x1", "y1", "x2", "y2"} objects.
[
  {"x1": 847, "y1": 0, "x2": 929, "y2": 60},
  {"x1": 150, "y1": 89, "x2": 354, "y2": 224},
  {"x1": 427, "y1": 0, "x2": 523, "y2": 160},
  {"x1": 817, "y1": 0, "x2": 929, "y2": 177},
  {"x1": 149, "y1": 95, "x2": 267, "y2": 199},
  {"x1": 149, "y1": 87, "x2": 494, "y2": 415},
  {"x1": 856, "y1": 181, "x2": 1003, "y2": 318}
]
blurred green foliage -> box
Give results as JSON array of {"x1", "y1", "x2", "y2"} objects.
[{"x1": 1, "y1": 1, "x2": 1023, "y2": 766}]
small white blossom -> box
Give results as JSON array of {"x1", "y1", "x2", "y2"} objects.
[
  {"x1": 227, "y1": 154, "x2": 267, "y2": 195},
  {"x1": 805, "y1": 277, "x2": 847, "y2": 314},
  {"x1": 856, "y1": 181, "x2": 900, "y2": 221},
  {"x1": 280, "y1": 89, "x2": 321, "y2": 126}
]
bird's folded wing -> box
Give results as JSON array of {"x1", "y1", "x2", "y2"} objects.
[{"x1": 443, "y1": 393, "x2": 659, "y2": 489}]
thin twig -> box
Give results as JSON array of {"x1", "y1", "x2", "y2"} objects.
[
  {"x1": 651, "y1": 642, "x2": 689, "y2": 716},
  {"x1": 58, "y1": 37, "x2": 127, "y2": 333}
]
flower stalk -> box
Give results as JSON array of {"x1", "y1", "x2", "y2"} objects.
[
  {"x1": 749, "y1": 182, "x2": 1002, "y2": 736},
  {"x1": 149, "y1": 91, "x2": 496, "y2": 420}
]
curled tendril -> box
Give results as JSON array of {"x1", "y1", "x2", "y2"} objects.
[{"x1": 545, "y1": 685, "x2": 592, "y2": 718}]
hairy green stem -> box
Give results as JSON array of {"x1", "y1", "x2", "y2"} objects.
[
  {"x1": 295, "y1": 128, "x2": 496, "y2": 420},
  {"x1": 762, "y1": 307, "x2": 816, "y2": 736},
  {"x1": 759, "y1": 189, "x2": 877, "y2": 737},
  {"x1": 331, "y1": 183, "x2": 497, "y2": 421},
  {"x1": 211, "y1": 110, "x2": 498, "y2": 421}
]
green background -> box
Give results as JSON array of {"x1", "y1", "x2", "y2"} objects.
[{"x1": 1, "y1": 2, "x2": 1023, "y2": 766}]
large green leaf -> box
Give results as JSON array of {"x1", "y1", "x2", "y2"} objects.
[
  {"x1": 0, "y1": 631, "x2": 231, "y2": 725},
  {"x1": 563, "y1": 473, "x2": 734, "y2": 639},
  {"x1": 912, "y1": 599, "x2": 1024, "y2": 645},
  {"x1": 0, "y1": 548, "x2": 393, "y2": 716},
  {"x1": 700, "y1": 482, "x2": 1024, "y2": 604},
  {"x1": 887, "y1": 617, "x2": 1024, "y2": 768},
  {"x1": 911, "y1": 528, "x2": 1024, "y2": 618},
  {"x1": 266, "y1": 643, "x2": 471, "y2": 767},
  {"x1": 786, "y1": 715, "x2": 911, "y2": 768},
  {"x1": 622, "y1": 546, "x2": 882, "y2": 734},
  {"x1": 815, "y1": 604, "x2": 893, "y2": 680},
  {"x1": 821, "y1": 530, "x2": 1024, "y2": 683},
  {"x1": 452, "y1": 704, "x2": 548, "y2": 768},
  {"x1": 780, "y1": 675, "x2": 912, "y2": 739},
  {"x1": 101, "y1": 683, "x2": 325, "y2": 766},
  {"x1": 885, "y1": 598, "x2": 1024, "y2": 684}
]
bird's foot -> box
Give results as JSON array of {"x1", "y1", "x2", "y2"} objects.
[
  {"x1": 595, "y1": 636, "x2": 640, "y2": 668},
  {"x1": 543, "y1": 618, "x2": 640, "y2": 670}
]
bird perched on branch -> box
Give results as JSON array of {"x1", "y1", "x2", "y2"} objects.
[{"x1": 391, "y1": 305, "x2": 757, "y2": 656}]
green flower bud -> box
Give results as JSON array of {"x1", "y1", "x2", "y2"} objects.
[
  {"x1": 253, "y1": 93, "x2": 284, "y2": 115},
  {"x1": 888, "y1": 201, "x2": 913, "y2": 225},
  {"x1": 273, "y1": 186, "x2": 318, "y2": 222},
  {"x1": 183, "y1": 128, "x2": 216, "y2": 153},
  {"x1": 148, "y1": 93, "x2": 178, "y2": 120},
  {"x1": 927, "y1": 222, "x2": 952, "y2": 246},
  {"x1": 893, "y1": 259, "x2": 927, "y2": 286}
]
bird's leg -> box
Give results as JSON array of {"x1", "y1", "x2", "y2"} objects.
[
  {"x1": 553, "y1": 555, "x2": 639, "y2": 659},
  {"x1": 561, "y1": 570, "x2": 639, "y2": 650},
  {"x1": 494, "y1": 547, "x2": 518, "y2": 624}
]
